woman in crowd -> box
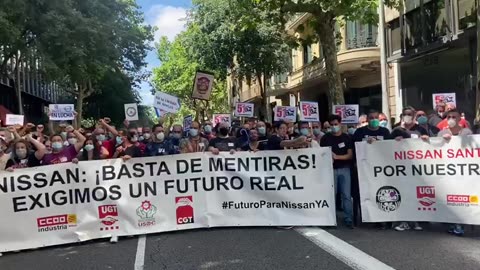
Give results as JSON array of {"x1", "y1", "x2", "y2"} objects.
[
  {"x1": 113, "y1": 129, "x2": 143, "y2": 161},
  {"x1": 42, "y1": 126, "x2": 86, "y2": 165},
  {"x1": 5, "y1": 134, "x2": 46, "y2": 171},
  {"x1": 237, "y1": 129, "x2": 265, "y2": 152},
  {"x1": 79, "y1": 136, "x2": 109, "y2": 161}
]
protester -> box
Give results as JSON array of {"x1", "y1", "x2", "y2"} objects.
[
  {"x1": 390, "y1": 107, "x2": 428, "y2": 140},
  {"x1": 95, "y1": 118, "x2": 119, "y2": 158},
  {"x1": 416, "y1": 110, "x2": 439, "y2": 136},
  {"x1": 311, "y1": 121, "x2": 324, "y2": 143},
  {"x1": 202, "y1": 121, "x2": 215, "y2": 141},
  {"x1": 256, "y1": 121, "x2": 268, "y2": 139},
  {"x1": 320, "y1": 114, "x2": 354, "y2": 228},
  {"x1": 5, "y1": 134, "x2": 46, "y2": 171},
  {"x1": 267, "y1": 122, "x2": 309, "y2": 150},
  {"x1": 379, "y1": 113, "x2": 389, "y2": 129},
  {"x1": 436, "y1": 105, "x2": 470, "y2": 130},
  {"x1": 323, "y1": 121, "x2": 331, "y2": 134},
  {"x1": 0, "y1": 135, "x2": 10, "y2": 171},
  {"x1": 438, "y1": 109, "x2": 473, "y2": 236},
  {"x1": 79, "y1": 136, "x2": 109, "y2": 161},
  {"x1": 209, "y1": 122, "x2": 237, "y2": 154},
  {"x1": 353, "y1": 110, "x2": 391, "y2": 142},
  {"x1": 347, "y1": 126, "x2": 356, "y2": 136},
  {"x1": 141, "y1": 127, "x2": 152, "y2": 143},
  {"x1": 146, "y1": 124, "x2": 175, "y2": 156},
  {"x1": 113, "y1": 129, "x2": 142, "y2": 161},
  {"x1": 180, "y1": 121, "x2": 209, "y2": 153},
  {"x1": 237, "y1": 129, "x2": 265, "y2": 152},
  {"x1": 357, "y1": 114, "x2": 368, "y2": 128},
  {"x1": 42, "y1": 126, "x2": 86, "y2": 165},
  {"x1": 428, "y1": 102, "x2": 446, "y2": 127}
]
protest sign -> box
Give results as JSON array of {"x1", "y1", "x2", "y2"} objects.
[
  {"x1": 154, "y1": 92, "x2": 181, "y2": 113},
  {"x1": 183, "y1": 115, "x2": 193, "y2": 132},
  {"x1": 234, "y1": 103, "x2": 254, "y2": 118},
  {"x1": 124, "y1": 103, "x2": 138, "y2": 121},
  {"x1": 5, "y1": 114, "x2": 24, "y2": 126},
  {"x1": 274, "y1": 106, "x2": 297, "y2": 122},
  {"x1": 299, "y1": 102, "x2": 320, "y2": 122},
  {"x1": 356, "y1": 135, "x2": 480, "y2": 224},
  {"x1": 432, "y1": 93, "x2": 456, "y2": 109},
  {"x1": 333, "y1": 105, "x2": 359, "y2": 124},
  {"x1": 0, "y1": 149, "x2": 335, "y2": 252},
  {"x1": 213, "y1": 114, "x2": 231, "y2": 125},
  {"x1": 49, "y1": 104, "x2": 75, "y2": 121},
  {"x1": 192, "y1": 71, "x2": 215, "y2": 101}
]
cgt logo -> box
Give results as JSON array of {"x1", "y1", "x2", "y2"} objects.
[
  {"x1": 416, "y1": 186, "x2": 436, "y2": 211},
  {"x1": 98, "y1": 205, "x2": 119, "y2": 231},
  {"x1": 447, "y1": 195, "x2": 479, "y2": 206},
  {"x1": 176, "y1": 196, "x2": 194, "y2": 225},
  {"x1": 37, "y1": 214, "x2": 77, "y2": 232}
]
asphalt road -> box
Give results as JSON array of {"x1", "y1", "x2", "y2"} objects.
[{"x1": 1, "y1": 222, "x2": 480, "y2": 270}]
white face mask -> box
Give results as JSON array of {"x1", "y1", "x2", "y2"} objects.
[
  {"x1": 403, "y1": 116, "x2": 413, "y2": 125},
  {"x1": 156, "y1": 132, "x2": 165, "y2": 141},
  {"x1": 68, "y1": 138, "x2": 77, "y2": 145},
  {"x1": 447, "y1": 119, "x2": 457, "y2": 128}
]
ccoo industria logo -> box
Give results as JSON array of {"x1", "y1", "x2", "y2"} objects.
[{"x1": 37, "y1": 214, "x2": 77, "y2": 232}]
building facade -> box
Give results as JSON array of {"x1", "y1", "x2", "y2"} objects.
[{"x1": 385, "y1": 0, "x2": 477, "y2": 121}]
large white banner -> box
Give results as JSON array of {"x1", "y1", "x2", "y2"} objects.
[
  {"x1": 0, "y1": 149, "x2": 335, "y2": 252},
  {"x1": 357, "y1": 136, "x2": 480, "y2": 224}
]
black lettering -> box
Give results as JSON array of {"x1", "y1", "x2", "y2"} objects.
[
  {"x1": 130, "y1": 183, "x2": 142, "y2": 198},
  {"x1": 92, "y1": 187, "x2": 108, "y2": 201},
  {"x1": 109, "y1": 185, "x2": 122, "y2": 200},
  {"x1": 29, "y1": 194, "x2": 44, "y2": 210},
  {"x1": 66, "y1": 168, "x2": 80, "y2": 183},
  {"x1": 238, "y1": 157, "x2": 249, "y2": 172},
  {"x1": 297, "y1": 155, "x2": 309, "y2": 169},
  {"x1": 191, "y1": 158, "x2": 202, "y2": 173},
  {"x1": 118, "y1": 164, "x2": 132, "y2": 179},
  {"x1": 437, "y1": 164, "x2": 445, "y2": 176},
  {"x1": 264, "y1": 176, "x2": 276, "y2": 190},
  {"x1": 447, "y1": 163, "x2": 457, "y2": 175},
  {"x1": 251, "y1": 157, "x2": 262, "y2": 171},
  {"x1": 277, "y1": 176, "x2": 292, "y2": 190},
  {"x1": 52, "y1": 190, "x2": 67, "y2": 206},
  {"x1": 13, "y1": 196, "x2": 27, "y2": 212},
  {"x1": 250, "y1": 177, "x2": 263, "y2": 190},
  {"x1": 164, "y1": 180, "x2": 175, "y2": 195},
  {"x1": 282, "y1": 156, "x2": 297, "y2": 170},
  {"x1": 216, "y1": 176, "x2": 229, "y2": 190},
  {"x1": 157, "y1": 161, "x2": 171, "y2": 175},
  {"x1": 103, "y1": 166, "x2": 116, "y2": 180},
  {"x1": 145, "y1": 162, "x2": 156, "y2": 175},
  {"x1": 133, "y1": 163, "x2": 145, "y2": 178},
  {"x1": 177, "y1": 179, "x2": 188, "y2": 193},
  {"x1": 203, "y1": 177, "x2": 214, "y2": 191},
  {"x1": 177, "y1": 160, "x2": 189, "y2": 174},
  {"x1": 225, "y1": 158, "x2": 236, "y2": 171},
  {"x1": 269, "y1": 157, "x2": 281, "y2": 171},
  {"x1": 50, "y1": 171, "x2": 66, "y2": 186},
  {"x1": 75, "y1": 188, "x2": 90, "y2": 203},
  {"x1": 231, "y1": 176, "x2": 243, "y2": 190},
  {"x1": 17, "y1": 175, "x2": 32, "y2": 191},
  {"x1": 209, "y1": 158, "x2": 223, "y2": 172},
  {"x1": 33, "y1": 173, "x2": 48, "y2": 188},
  {"x1": 469, "y1": 163, "x2": 480, "y2": 175},
  {"x1": 144, "y1": 182, "x2": 157, "y2": 196},
  {"x1": 292, "y1": 176, "x2": 304, "y2": 190},
  {"x1": 190, "y1": 178, "x2": 201, "y2": 192}
]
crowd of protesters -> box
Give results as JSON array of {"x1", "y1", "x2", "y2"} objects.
[{"x1": 0, "y1": 101, "x2": 473, "y2": 247}]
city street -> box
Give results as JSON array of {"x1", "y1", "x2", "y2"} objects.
[{"x1": 1, "y1": 222, "x2": 480, "y2": 270}]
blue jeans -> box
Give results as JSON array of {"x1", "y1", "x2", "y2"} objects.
[{"x1": 334, "y1": 167, "x2": 353, "y2": 223}]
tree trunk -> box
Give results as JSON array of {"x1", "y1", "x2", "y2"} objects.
[
  {"x1": 315, "y1": 12, "x2": 345, "y2": 113},
  {"x1": 76, "y1": 86, "x2": 85, "y2": 129},
  {"x1": 257, "y1": 73, "x2": 271, "y2": 122}
]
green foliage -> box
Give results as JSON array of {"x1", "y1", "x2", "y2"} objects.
[{"x1": 152, "y1": 27, "x2": 229, "y2": 123}]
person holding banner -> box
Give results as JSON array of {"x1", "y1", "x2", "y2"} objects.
[
  {"x1": 113, "y1": 130, "x2": 143, "y2": 161},
  {"x1": 79, "y1": 136, "x2": 109, "y2": 161},
  {"x1": 42, "y1": 126, "x2": 86, "y2": 165},
  {"x1": 180, "y1": 121, "x2": 209, "y2": 153},
  {"x1": 428, "y1": 102, "x2": 446, "y2": 127},
  {"x1": 436, "y1": 105, "x2": 470, "y2": 130},
  {"x1": 320, "y1": 114, "x2": 354, "y2": 228},
  {"x1": 256, "y1": 121, "x2": 268, "y2": 139},
  {"x1": 0, "y1": 134, "x2": 10, "y2": 171},
  {"x1": 438, "y1": 109, "x2": 473, "y2": 236},
  {"x1": 353, "y1": 110, "x2": 391, "y2": 143},
  {"x1": 267, "y1": 122, "x2": 309, "y2": 150},
  {"x1": 311, "y1": 121, "x2": 324, "y2": 143},
  {"x1": 209, "y1": 122, "x2": 237, "y2": 154},
  {"x1": 237, "y1": 129, "x2": 265, "y2": 152},
  {"x1": 391, "y1": 107, "x2": 428, "y2": 141},
  {"x1": 146, "y1": 124, "x2": 175, "y2": 156},
  {"x1": 415, "y1": 110, "x2": 439, "y2": 137},
  {"x1": 5, "y1": 133, "x2": 46, "y2": 171},
  {"x1": 201, "y1": 121, "x2": 215, "y2": 141}
]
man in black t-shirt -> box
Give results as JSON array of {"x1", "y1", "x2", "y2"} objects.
[
  {"x1": 209, "y1": 122, "x2": 237, "y2": 154},
  {"x1": 320, "y1": 114, "x2": 354, "y2": 228},
  {"x1": 391, "y1": 107, "x2": 428, "y2": 140},
  {"x1": 353, "y1": 111, "x2": 391, "y2": 143}
]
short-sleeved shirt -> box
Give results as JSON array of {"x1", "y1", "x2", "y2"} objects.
[
  {"x1": 179, "y1": 137, "x2": 209, "y2": 153},
  {"x1": 146, "y1": 141, "x2": 175, "y2": 156},
  {"x1": 102, "y1": 140, "x2": 115, "y2": 158},
  {"x1": 209, "y1": 137, "x2": 237, "y2": 152},
  {"x1": 352, "y1": 126, "x2": 391, "y2": 142},
  {"x1": 438, "y1": 128, "x2": 473, "y2": 137},
  {"x1": 118, "y1": 145, "x2": 142, "y2": 158},
  {"x1": 6, "y1": 153, "x2": 40, "y2": 169},
  {"x1": 320, "y1": 133, "x2": 354, "y2": 168},
  {"x1": 42, "y1": 145, "x2": 78, "y2": 165},
  {"x1": 267, "y1": 135, "x2": 284, "y2": 150},
  {"x1": 437, "y1": 118, "x2": 470, "y2": 130},
  {"x1": 240, "y1": 141, "x2": 266, "y2": 151},
  {"x1": 391, "y1": 124, "x2": 428, "y2": 139}
]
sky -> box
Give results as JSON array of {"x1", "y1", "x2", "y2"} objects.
[{"x1": 136, "y1": 0, "x2": 192, "y2": 105}]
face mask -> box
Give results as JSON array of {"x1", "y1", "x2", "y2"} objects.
[
  {"x1": 16, "y1": 149, "x2": 27, "y2": 159},
  {"x1": 402, "y1": 116, "x2": 413, "y2": 125},
  {"x1": 52, "y1": 142, "x2": 63, "y2": 150},
  {"x1": 173, "y1": 133, "x2": 182, "y2": 139},
  {"x1": 144, "y1": 133, "x2": 151, "y2": 139},
  {"x1": 189, "y1": 129, "x2": 199, "y2": 137},
  {"x1": 313, "y1": 128, "x2": 321, "y2": 136},
  {"x1": 96, "y1": 135, "x2": 106, "y2": 142},
  {"x1": 438, "y1": 112, "x2": 444, "y2": 117},
  {"x1": 204, "y1": 125, "x2": 212, "y2": 134},
  {"x1": 417, "y1": 116, "x2": 428, "y2": 125},
  {"x1": 68, "y1": 138, "x2": 77, "y2": 145},
  {"x1": 326, "y1": 128, "x2": 332, "y2": 133},
  {"x1": 130, "y1": 136, "x2": 138, "y2": 143},
  {"x1": 139, "y1": 136, "x2": 145, "y2": 142},
  {"x1": 257, "y1": 127, "x2": 266, "y2": 136},
  {"x1": 116, "y1": 137, "x2": 123, "y2": 145},
  {"x1": 380, "y1": 120, "x2": 388, "y2": 127},
  {"x1": 84, "y1": 144, "x2": 94, "y2": 152},
  {"x1": 331, "y1": 125, "x2": 341, "y2": 133},
  {"x1": 219, "y1": 128, "x2": 229, "y2": 136},
  {"x1": 107, "y1": 132, "x2": 114, "y2": 139},
  {"x1": 300, "y1": 128, "x2": 309, "y2": 136},
  {"x1": 348, "y1": 128, "x2": 356, "y2": 135},
  {"x1": 294, "y1": 128, "x2": 299, "y2": 134},
  {"x1": 61, "y1": 132, "x2": 67, "y2": 139},
  {"x1": 156, "y1": 132, "x2": 165, "y2": 141},
  {"x1": 447, "y1": 119, "x2": 457, "y2": 128},
  {"x1": 369, "y1": 119, "x2": 380, "y2": 128}
]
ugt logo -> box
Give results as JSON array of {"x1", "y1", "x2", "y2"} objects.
[
  {"x1": 416, "y1": 186, "x2": 436, "y2": 211},
  {"x1": 176, "y1": 196, "x2": 194, "y2": 225}
]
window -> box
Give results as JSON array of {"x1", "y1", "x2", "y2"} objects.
[
  {"x1": 303, "y1": 44, "x2": 312, "y2": 65},
  {"x1": 423, "y1": 0, "x2": 448, "y2": 43},
  {"x1": 387, "y1": 19, "x2": 402, "y2": 55},
  {"x1": 458, "y1": 0, "x2": 476, "y2": 30},
  {"x1": 346, "y1": 21, "x2": 378, "y2": 49}
]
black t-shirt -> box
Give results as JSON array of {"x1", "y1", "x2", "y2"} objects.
[
  {"x1": 240, "y1": 141, "x2": 266, "y2": 151},
  {"x1": 209, "y1": 137, "x2": 237, "y2": 152},
  {"x1": 320, "y1": 133, "x2": 354, "y2": 168},
  {"x1": 119, "y1": 145, "x2": 142, "y2": 158},
  {"x1": 6, "y1": 153, "x2": 41, "y2": 169},
  {"x1": 352, "y1": 126, "x2": 391, "y2": 142},
  {"x1": 391, "y1": 124, "x2": 428, "y2": 139},
  {"x1": 267, "y1": 135, "x2": 283, "y2": 150}
]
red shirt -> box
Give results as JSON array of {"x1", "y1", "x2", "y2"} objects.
[
  {"x1": 102, "y1": 140, "x2": 115, "y2": 158},
  {"x1": 437, "y1": 118, "x2": 470, "y2": 130}
]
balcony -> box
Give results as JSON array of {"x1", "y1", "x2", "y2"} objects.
[{"x1": 239, "y1": 82, "x2": 262, "y2": 102}]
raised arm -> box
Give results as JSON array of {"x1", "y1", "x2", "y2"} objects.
[{"x1": 28, "y1": 134, "x2": 47, "y2": 160}]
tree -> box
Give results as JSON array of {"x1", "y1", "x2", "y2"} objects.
[
  {"x1": 152, "y1": 30, "x2": 229, "y2": 123},
  {"x1": 186, "y1": 0, "x2": 291, "y2": 122},
  {"x1": 255, "y1": 0, "x2": 381, "y2": 108}
]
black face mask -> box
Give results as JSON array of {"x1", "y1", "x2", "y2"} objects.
[{"x1": 219, "y1": 128, "x2": 229, "y2": 136}]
